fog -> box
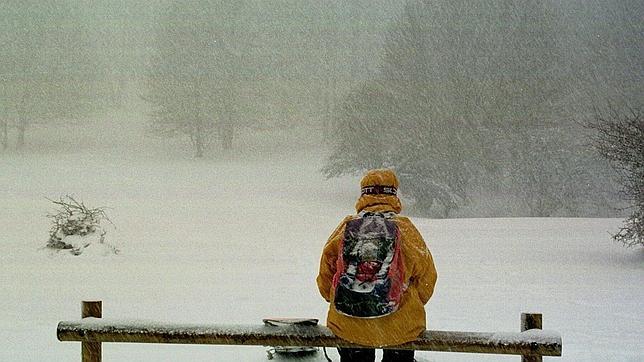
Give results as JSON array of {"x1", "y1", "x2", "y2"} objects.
[
  {"x1": 2, "y1": 3, "x2": 643, "y2": 360},
  {"x1": 1, "y1": 0, "x2": 642, "y2": 217}
]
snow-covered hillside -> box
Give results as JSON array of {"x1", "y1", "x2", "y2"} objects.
[{"x1": 1, "y1": 132, "x2": 642, "y2": 361}]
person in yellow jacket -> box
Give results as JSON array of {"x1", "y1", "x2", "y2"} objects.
[{"x1": 317, "y1": 169, "x2": 437, "y2": 362}]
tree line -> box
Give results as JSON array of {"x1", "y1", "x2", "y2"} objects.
[
  {"x1": 1, "y1": 0, "x2": 362, "y2": 153},
  {"x1": 1, "y1": 1, "x2": 641, "y2": 244},
  {"x1": 324, "y1": 1, "x2": 641, "y2": 217}
]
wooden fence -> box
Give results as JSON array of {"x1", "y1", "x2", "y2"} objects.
[{"x1": 57, "y1": 301, "x2": 562, "y2": 362}]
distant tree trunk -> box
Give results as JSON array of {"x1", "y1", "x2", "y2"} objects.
[
  {"x1": 1, "y1": 119, "x2": 7, "y2": 150},
  {"x1": 116, "y1": 78, "x2": 126, "y2": 106},
  {"x1": 194, "y1": 138, "x2": 204, "y2": 158},
  {"x1": 191, "y1": 123, "x2": 205, "y2": 158},
  {"x1": 16, "y1": 117, "x2": 26, "y2": 149},
  {"x1": 16, "y1": 90, "x2": 28, "y2": 150},
  {"x1": 219, "y1": 123, "x2": 233, "y2": 153}
]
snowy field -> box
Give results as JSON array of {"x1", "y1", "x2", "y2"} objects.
[{"x1": 1, "y1": 125, "x2": 642, "y2": 361}]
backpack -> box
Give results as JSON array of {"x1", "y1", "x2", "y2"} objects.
[{"x1": 332, "y1": 211, "x2": 405, "y2": 318}]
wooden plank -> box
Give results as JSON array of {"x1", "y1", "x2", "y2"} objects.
[
  {"x1": 521, "y1": 313, "x2": 544, "y2": 362},
  {"x1": 57, "y1": 319, "x2": 562, "y2": 357},
  {"x1": 80, "y1": 301, "x2": 102, "y2": 362}
]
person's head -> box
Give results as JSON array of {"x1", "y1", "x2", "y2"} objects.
[{"x1": 355, "y1": 168, "x2": 402, "y2": 213}]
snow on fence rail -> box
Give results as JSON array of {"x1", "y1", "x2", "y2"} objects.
[{"x1": 57, "y1": 301, "x2": 562, "y2": 362}]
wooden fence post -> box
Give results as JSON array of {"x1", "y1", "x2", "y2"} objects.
[
  {"x1": 521, "y1": 313, "x2": 543, "y2": 362},
  {"x1": 81, "y1": 301, "x2": 102, "y2": 362}
]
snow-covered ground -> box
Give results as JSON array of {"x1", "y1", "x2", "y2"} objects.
[{"x1": 1, "y1": 126, "x2": 642, "y2": 361}]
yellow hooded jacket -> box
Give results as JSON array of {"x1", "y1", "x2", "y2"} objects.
[{"x1": 316, "y1": 170, "x2": 438, "y2": 347}]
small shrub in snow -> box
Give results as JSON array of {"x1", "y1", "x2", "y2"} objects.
[{"x1": 46, "y1": 196, "x2": 118, "y2": 255}]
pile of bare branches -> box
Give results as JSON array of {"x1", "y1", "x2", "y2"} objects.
[{"x1": 46, "y1": 195, "x2": 116, "y2": 255}]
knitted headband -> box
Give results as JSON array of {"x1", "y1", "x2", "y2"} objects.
[{"x1": 361, "y1": 185, "x2": 398, "y2": 196}]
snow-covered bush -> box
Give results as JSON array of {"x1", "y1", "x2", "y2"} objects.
[{"x1": 46, "y1": 196, "x2": 118, "y2": 255}]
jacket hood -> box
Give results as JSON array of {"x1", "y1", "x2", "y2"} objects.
[{"x1": 355, "y1": 169, "x2": 402, "y2": 214}]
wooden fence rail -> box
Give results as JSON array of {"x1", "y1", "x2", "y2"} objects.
[{"x1": 57, "y1": 301, "x2": 562, "y2": 362}]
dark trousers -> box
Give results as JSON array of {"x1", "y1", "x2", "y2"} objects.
[{"x1": 337, "y1": 347, "x2": 415, "y2": 362}]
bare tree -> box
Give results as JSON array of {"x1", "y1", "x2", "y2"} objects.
[
  {"x1": 145, "y1": 1, "x2": 253, "y2": 157},
  {"x1": 588, "y1": 106, "x2": 644, "y2": 247},
  {"x1": 0, "y1": 1, "x2": 106, "y2": 149}
]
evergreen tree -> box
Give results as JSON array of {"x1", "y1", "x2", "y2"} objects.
[
  {"x1": 565, "y1": 0, "x2": 643, "y2": 110},
  {"x1": 325, "y1": 0, "x2": 610, "y2": 217}
]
